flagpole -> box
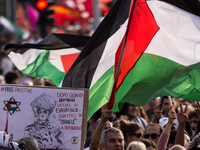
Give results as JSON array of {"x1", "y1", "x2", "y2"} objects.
[{"x1": 93, "y1": 0, "x2": 101, "y2": 29}]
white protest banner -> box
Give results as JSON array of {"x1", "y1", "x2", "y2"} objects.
[{"x1": 0, "y1": 84, "x2": 88, "y2": 150}]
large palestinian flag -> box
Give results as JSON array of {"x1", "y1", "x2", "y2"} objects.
[
  {"x1": 62, "y1": 0, "x2": 130, "y2": 119},
  {"x1": 63, "y1": 0, "x2": 200, "y2": 118},
  {"x1": 108, "y1": 0, "x2": 200, "y2": 112},
  {"x1": 4, "y1": 33, "x2": 90, "y2": 86}
]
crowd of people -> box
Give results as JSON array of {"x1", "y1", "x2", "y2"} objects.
[
  {"x1": 1, "y1": 26, "x2": 200, "y2": 150},
  {"x1": 85, "y1": 97, "x2": 200, "y2": 150}
]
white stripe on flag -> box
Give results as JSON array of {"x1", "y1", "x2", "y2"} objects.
[
  {"x1": 9, "y1": 49, "x2": 45, "y2": 70},
  {"x1": 146, "y1": 1, "x2": 200, "y2": 66},
  {"x1": 90, "y1": 19, "x2": 128, "y2": 89}
]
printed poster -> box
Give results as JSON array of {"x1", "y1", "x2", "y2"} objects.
[{"x1": 0, "y1": 85, "x2": 88, "y2": 150}]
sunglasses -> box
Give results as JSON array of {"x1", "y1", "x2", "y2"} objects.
[
  {"x1": 131, "y1": 133, "x2": 142, "y2": 138},
  {"x1": 144, "y1": 133, "x2": 160, "y2": 139}
]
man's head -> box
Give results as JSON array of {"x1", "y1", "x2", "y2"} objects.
[
  {"x1": 17, "y1": 137, "x2": 39, "y2": 150},
  {"x1": 100, "y1": 127, "x2": 124, "y2": 150},
  {"x1": 144, "y1": 123, "x2": 163, "y2": 145},
  {"x1": 169, "y1": 144, "x2": 186, "y2": 150},
  {"x1": 148, "y1": 97, "x2": 160, "y2": 113},
  {"x1": 161, "y1": 96, "x2": 175, "y2": 117},
  {"x1": 126, "y1": 141, "x2": 146, "y2": 150},
  {"x1": 5, "y1": 71, "x2": 20, "y2": 84},
  {"x1": 188, "y1": 111, "x2": 199, "y2": 131}
]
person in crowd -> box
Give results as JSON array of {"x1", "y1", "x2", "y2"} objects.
[
  {"x1": 169, "y1": 145, "x2": 186, "y2": 150},
  {"x1": 139, "y1": 106, "x2": 149, "y2": 124},
  {"x1": 115, "y1": 103, "x2": 148, "y2": 128},
  {"x1": 0, "y1": 75, "x2": 5, "y2": 84},
  {"x1": 152, "y1": 97, "x2": 178, "y2": 130},
  {"x1": 126, "y1": 141, "x2": 146, "y2": 150},
  {"x1": 141, "y1": 139, "x2": 157, "y2": 150},
  {"x1": 187, "y1": 131, "x2": 200, "y2": 150},
  {"x1": 157, "y1": 105, "x2": 177, "y2": 150},
  {"x1": 19, "y1": 74, "x2": 33, "y2": 86},
  {"x1": 17, "y1": 137, "x2": 39, "y2": 150},
  {"x1": 100, "y1": 127, "x2": 124, "y2": 150},
  {"x1": 120, "y1": 120, "x2": 144, "y2": 149},
  {"x1": 33, "y1": 78, "x2": 44, "y2": 86},
  {"x1": 5, "y1": 71, "x2": 20, "y2": 84},
  {"x1": 143, "y1": 123, "x2": 164, "y2": 145},
  {"x1": 175, "y1": 103, "x2": 190, "y2": 148},
  {"x1": 0, "y1": 130, "x2": 39, "y2": 150},
  {"x1": 44, "y1": 79, "x2": 55, "y2": 86},
  {"x1": 161, "y1": 96, "x2": 176, "y2": 117},
  {"x1": 146, "y1": 97, "x2": 160, "y2": 122},
  {"x1": 188, "y1": 111, "x2": 199, "y2": 136},
  {"x1": 85, "y1": 109, "x2": 102, "y2": 148},
  {"x1": 168, "y1": 130, "x2": 178, "y2": 148},
  {"x1": 90, "y1": 104, "x2": 124, "y2": 150},
  {"x1": 167, "y1": 130, "x2": 190, "y2": 149}
]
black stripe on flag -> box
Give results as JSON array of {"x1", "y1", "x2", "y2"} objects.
[
  {"x1": 154, "y1": 0, "x2": 200, "y2": 17},
  {"x1": 62, "y1": 0, "x2": 131, "y2": 88},
  {"x1": 4, "y1": 33, "x2": 90, "y2": 54}
]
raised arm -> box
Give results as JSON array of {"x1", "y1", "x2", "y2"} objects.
[
  {"x1": 175, "y1": 103, "x2": 188, "y2": 146},
  {"x1": 90, "y1": 108, "x2": 113, "y2": 150},
  {"x1": 157, "y1": 106, "x2": 177, "y2": 150}
]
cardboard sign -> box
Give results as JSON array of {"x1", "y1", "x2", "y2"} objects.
[{"x1": 0, "y1": 85, "x2": 89, "y2": 150}]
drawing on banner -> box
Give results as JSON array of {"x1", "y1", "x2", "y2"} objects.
[
  {"x1": 24, "y1": 93, "x2": 64, "y2": 149},
  {"x1": 3, "y1": 97, "x2": 21, "y2": 115}
]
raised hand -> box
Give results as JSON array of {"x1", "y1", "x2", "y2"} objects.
[
  {"x1": 168, "y1": 106, "x2": 177, "y2": 124},
  {"x1": 101, "y1": 103, "x2": 113, "y2": 121},
  {"x1": 177, "y1": 103, "x2": 188, "y2": 124}
]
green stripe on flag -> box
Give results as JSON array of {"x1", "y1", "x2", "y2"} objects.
[
  {"x1": 113, "y1": 53, "x2": 185, "y2": 112},
  {"x1": 21, "y1": 51, "x2": 65, "y2": 86},
  {"x1": 8, "y1": 107, "x2": 16, "y2": 111},
  {"x1": 88, "y1": 66, "x2": 114, "y2": 119}
]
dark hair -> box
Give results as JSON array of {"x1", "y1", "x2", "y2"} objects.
[
  {"x1": 5, "y1": 71, "x2": 20, "y2": 84},
  {"x1": 44, "y1": 80, "x2": 55, "y2": 86},
  {"x1": 144, "y1": 123, "x2": 164, "y2": 135},
  {"x1": 120, "y1": 120, "x2": 144, "y2": 142},
  {"x1": 168, "y1": 130, "x2": 177, "y2": 145},
  {"x1": 141, "y1": 139, "x2": 157, "y2": 149},
  {"x1": 168, "y1": 130, "x2": 190, "y2": 146},
  {"x1": 17, "y1": 137, "x2": 38, "y2": 150},
  {"x1": 116, "y1": 103, "x2": 148, "y2": 123},
  {"x1": 194, "y1": 120, "x2": 200, "y2": 137},
  {"x1": 188, "y1": 111, "x2": 198, "y2": 119}
]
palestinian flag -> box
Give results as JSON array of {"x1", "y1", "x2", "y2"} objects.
[
  {"x1": 4, "y1": 33, "x2": 90, "y2": 86},
  {"x1": 62, "y1": 0, "x2": 131, "y2": 119},
  {"x1": 0, "y1": 16, "x2": 30, "y2": 39},
  {"x1": 6, "y1": 102, "x2": 17, "y2": 111},
  {"x1": 108, "y1": 0, "x2": 200, "y2": 112}
]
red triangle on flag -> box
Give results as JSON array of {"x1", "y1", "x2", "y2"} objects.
[{"x1": 61, "y1": 52, "x2": 80, "y2": 74}]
